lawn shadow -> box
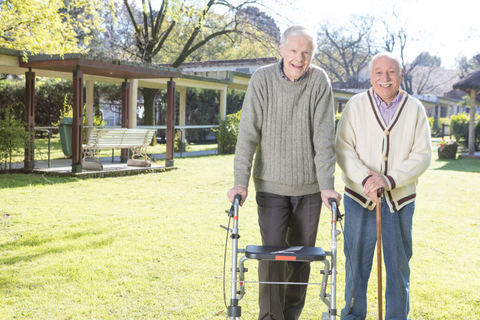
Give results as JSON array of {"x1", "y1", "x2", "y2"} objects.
[
  {"x1": 0, "y1": 229, "x2": 112, "y2": 267},
  {"x1": 0, "y1": 173, "x2": 79, "y2": 189},
  {"x1": 433, "y1": 157, "x2": 480, "y2": 173}
]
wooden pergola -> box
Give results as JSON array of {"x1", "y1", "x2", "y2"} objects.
[
  {"x1": 453, "y1": 68, "x2": 480, "y2": 157},
  {"x1": 0, "y1": 48, "x2": 257, "y2": 174},
  {"x1": 5, "y1": 51, "x2": 182, "y2": 172}
]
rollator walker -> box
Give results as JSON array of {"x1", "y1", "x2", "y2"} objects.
[{"x1": 221, "y1": 195, "x2": 344, "y2": 320}]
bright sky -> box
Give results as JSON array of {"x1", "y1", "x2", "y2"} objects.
[
  {"x1": 269, "y1": 0, "x2": 479, "y2": 69},
  {"x1": 140, "y1": 0, "x2": 480, "y2": 69}
]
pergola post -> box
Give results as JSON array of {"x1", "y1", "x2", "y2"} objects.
[
  {"x1": 121, "y1": 80, "x2": 130, "y2": 163},
  {"x1": 24, "y1": 70, "x2": 35, "y2": 169},
  {"x1": 85, "y1": 80, "x2": 94, "y2": 143},
  {"x1": 129, "y1": 79, "x2": 138, "y2": 129},
  {"x1": 219, "y1": 86, "x2": 227, "y2": 121},
  {"x1": 166, "y1": 79, "x2": 176, "y2": 167},
  {"x1": 72, "y1": 70, "x2": 84, "y2": 173},
  {"x1": 469, "y1": 89, "x2": 477, "y2": 156},
  {"x1": 179, "y1": 87, "x2": 187, "y2": 151}
]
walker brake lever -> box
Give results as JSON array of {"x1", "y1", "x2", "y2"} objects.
[{"x1": 220, "y1": 225, "x2": 233, "y2": 233}]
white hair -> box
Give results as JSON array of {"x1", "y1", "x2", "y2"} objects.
[
  {"x1": 369, "y1": 52, "x2": 403, "y2": 74},
  {"x1": 280, "y1": 25, "x2": 317, "y2": 55}
]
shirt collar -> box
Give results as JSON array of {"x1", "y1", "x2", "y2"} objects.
[
  {"x1": 279, "y1": 58, "x2": 308, "y2": 82},
  {"x1": 373, "y1": 90, "x2": 402, "y2": 109}
]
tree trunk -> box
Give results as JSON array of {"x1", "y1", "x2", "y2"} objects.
[{"x1": 142, "y1": 88, "x2": 160, "y2": 126}]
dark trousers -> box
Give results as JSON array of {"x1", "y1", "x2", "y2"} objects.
[{"x1": 256, "y1": 192, "x2": 322, "y2": 320}]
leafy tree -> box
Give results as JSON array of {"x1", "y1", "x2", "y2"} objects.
[
  {"x1": 456, "y1": 54, "x2": 480, "y2": 78},
  {"x1": 0, "y1": 0, "x2": 110, "y2": 59},
  {"x1": 123, "y1": 0, "x2": 280, "y2": 126},
  {"x1": 226, "y1": 89, "x2": 245, "y2": 115},
  {"x1": 412, "y1": 52, "x2": 441, "y2": 67},
  {"x1": 0, "y1": 79, "x2": 120, "y2": 129},
  {"x1": 87, "y1": 0, "x2": 139, "y2": 60},
  {"x1": 162, "y1": 8, "x2": 280, "y2": 63},
  {"x1": 403, "y1": 51, "x2": 458, "y2": 95},
  {"x1": 315, "y1": 15, "x2": 375, "y2": 89}
]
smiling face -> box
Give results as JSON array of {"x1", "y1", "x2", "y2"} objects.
[
  {"x1": 281, "y1": 34, "x2": 313, "y2": 81},
  {"x1": 370, "y1": 56, "x2": 404, "y2": 104}
]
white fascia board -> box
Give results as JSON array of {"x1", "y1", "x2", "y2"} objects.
[
  {"x1": 175, "y1": 78, "x2": 228, "y2": 90},
  {"x1": 0, "y1": 55, "x2": 20, "y2": 67}
]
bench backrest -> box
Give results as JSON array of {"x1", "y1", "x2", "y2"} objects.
[{"x1": 86, "y1": 129, "x2": 155, "y2": 149}]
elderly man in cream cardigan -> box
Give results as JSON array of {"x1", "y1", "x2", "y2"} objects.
[{"x1": 335, "y1": 52, "x2": 432, "y2": 320}]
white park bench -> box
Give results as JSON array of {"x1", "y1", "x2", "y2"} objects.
[{"x1": 82, "y1": 128, "x2": 156, "y2": 171}]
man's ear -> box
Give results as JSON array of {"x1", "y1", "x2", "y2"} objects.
[{"x1": 280, "y1": 44, "x2": 284, "y2": 58}]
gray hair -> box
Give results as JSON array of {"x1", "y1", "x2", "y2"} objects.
[
  {"x1": 369, "y1": 52, "x2": 403, "y2": 74},
  {"x1": 280, "y1": 25, "x2": 317, "y2": 55}
]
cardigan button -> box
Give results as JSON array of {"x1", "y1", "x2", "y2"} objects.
[
  {"x1": 382, "y1": 156, "x2": 388, "y2": 161},
  {"x1": 385, "y1": 130, "x2": 389, "y2": 135}
]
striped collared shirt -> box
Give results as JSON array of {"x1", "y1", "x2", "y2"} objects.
[
  {"x1": 279, "y1": 58, "x2": 308, "y2": 82},
  {"x1": 373, "y1": 90, "x2": 402, "y2": 126}
]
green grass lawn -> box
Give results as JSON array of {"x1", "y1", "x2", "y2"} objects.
[{"x1": 1, "y1": 148, "x2": 479, "y2": 319}]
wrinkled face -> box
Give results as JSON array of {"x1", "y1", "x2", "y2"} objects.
[
  {"x1": 281, "y1": 34, "x2": 313, "y2": 81},
  {"x1": 370, "y1": 56, "x2": 404, "y2": 104}
]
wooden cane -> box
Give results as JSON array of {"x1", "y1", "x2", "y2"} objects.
[{"x1": 376, "y1": 187, "x2": 384, "y2": 320}]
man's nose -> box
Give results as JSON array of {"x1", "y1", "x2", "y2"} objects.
[{"x1": 295, "y1": 51, "x2": 304, "y2": 61}]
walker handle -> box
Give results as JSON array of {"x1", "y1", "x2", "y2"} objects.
[
  {"x1": 233, "y1": 194, "x2": 242, "y2": 205},
  {"x1": 328, "y1": 198, "x2": 338, "y2": 209},
  {"x1": 228, "y1": 194, "x2": 242, "y2": 217},
  {"x1": 328, "y1": 198, "x2": 343, "y2": 221}
]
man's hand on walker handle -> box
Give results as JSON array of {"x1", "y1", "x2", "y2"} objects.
[
  {"x1": 364, "y1": 171, "x2": 388, "y2": 202},
  {"x1": 227, "y1": 185, "x2": 248, "y2": 206},
  {"x1": 321, "y1": 189, "x2": 342, "y2": 211}
]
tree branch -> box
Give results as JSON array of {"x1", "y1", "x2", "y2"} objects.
[
  {"x1": 152, "y1": 20, "x2": 176, "y2": 57},
  {"x1": 152, "y1": 0, "x2": 167, "y2": 39},
  {"x1": 141, "y1": 0, "x2": 149, "y2": 43},
  {"x1": 124, "y1": 0, "x2": 142, "y2": 37},
  {"x1": 172, "y1": 28, "x2": 237, "y2": 68}
]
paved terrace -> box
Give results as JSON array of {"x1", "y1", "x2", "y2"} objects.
[{"x1": 2, "y1": 150, "x2": 218, "y2": 178}]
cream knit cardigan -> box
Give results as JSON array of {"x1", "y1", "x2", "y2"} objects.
[
  {"x1": 234, "y1": 63, "x2": 336, "y2": 196},
  {"x1": 335, "y1": 88, "x2": 432, "y2": 212}
]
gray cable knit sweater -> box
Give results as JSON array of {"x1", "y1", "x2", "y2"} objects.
[{"x1": 233, "y1": 62, "x2": 336, "y2": 196}]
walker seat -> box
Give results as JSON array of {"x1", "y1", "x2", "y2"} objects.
[{"x1": 245, "y1": 245, "x2": 327, "y2": 262}]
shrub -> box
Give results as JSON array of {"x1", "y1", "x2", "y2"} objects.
[
  {"x1": 450, "y1": 113, "x2": 480, "y2": 150},
  {"x1": 0, "y1": 79, "x2": 120, "y2": 129},
  {"x1": 335, "y1": 113, "x2": 342, "y2": 134},
  {"x1": 215, "y1": 110, "x2": 241, "y2": 154},
  {"x1": 174, "y1": 131, "x2": 189, "y2": 152},
  {"x1": 427, "y1": 117, "x2": 451, "y2": 137},
  {"x1": 0, "y1": 103, "x2": 33, "y2": 171},
  {"x1": 428, "y1": 117, "x2": 441, "y2": 137}
]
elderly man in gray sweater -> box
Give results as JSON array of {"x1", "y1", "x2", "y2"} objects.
[{"x1": 227, "y1": 25, "x2": 341, "y2": 320}]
